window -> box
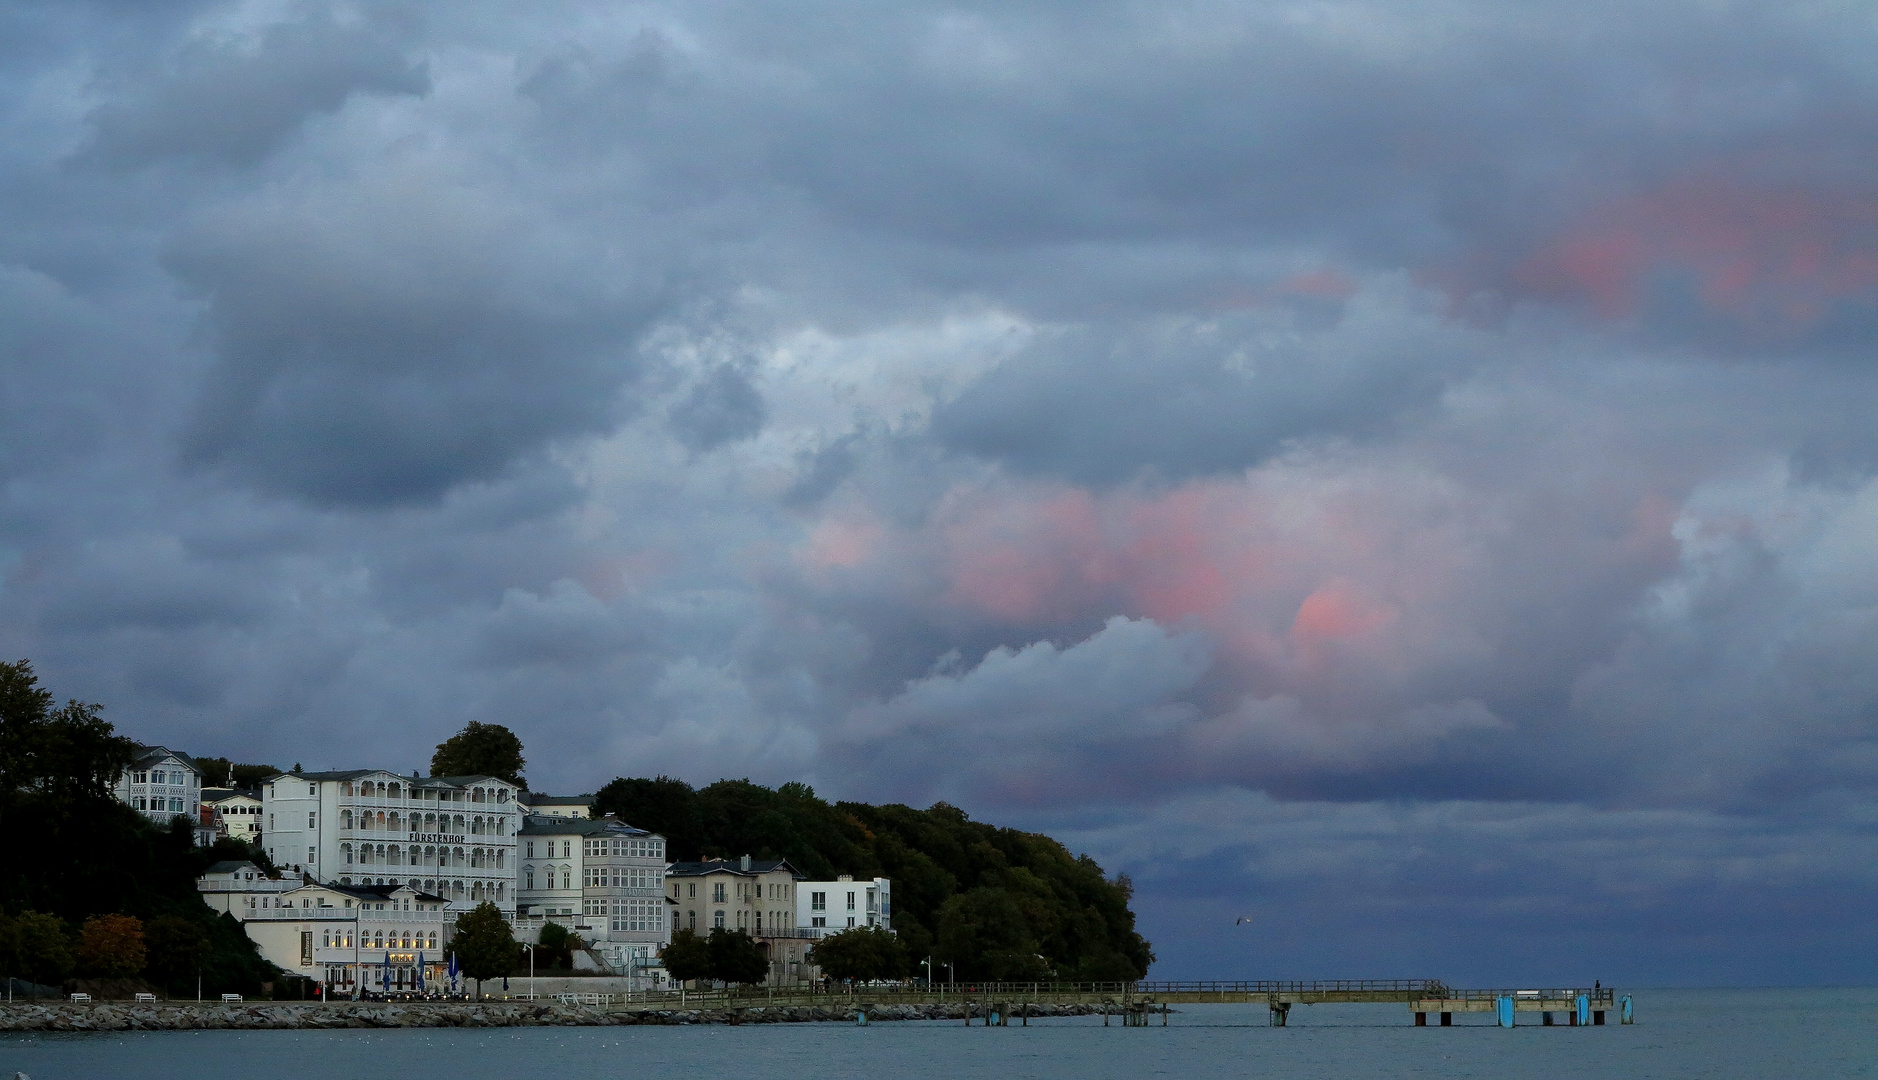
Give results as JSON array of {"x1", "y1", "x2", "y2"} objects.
[
  {"x1": 713, "y1": 883, "x2": 726, "y2": 903},
  {"x1": 308, "y1": 784, "x2": 316, "y2": 796},
  {"x1": 846, "y1": 891, "x2": 856, "y2": 911},
  {"x1": 811, "y1": 916, "x2": 826, "y2": 928},
  {"x1": 811, "y1": 891, "x2": 826, "y2": 911},
  {"x1": 713, "y1": 909, "x2": 724, "y2": 928},
  {"x1": 687, "y1": 883, "x2": 695, "y2": 898},
  {"x1": 309, "y1": 812, "x2": 317, "y2": 828},
  {"x1": 562, "y1": 841, "x2": 571, "y2": 857},
  {"x1": 847, "y1": 917, "x2": 856, "y2": 928},
  {"x1": 526, "y1": 841, "x2": 534, "y2": 858},
  {"x1": 269, "y1": 814, "x2": 275, "y2": 829},
  {"x1": 688, "y1": 910, "x2": 696, "y2": 929}
]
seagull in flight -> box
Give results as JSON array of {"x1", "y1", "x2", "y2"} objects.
[{"x1": 1234, "y1": 916, "x2": 1254, "y2": 925}]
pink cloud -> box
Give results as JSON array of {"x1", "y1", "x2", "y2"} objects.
[{"x1": 1507, "y1": 179, "x2": 1878, "y2": 331}]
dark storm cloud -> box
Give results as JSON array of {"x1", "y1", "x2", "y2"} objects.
[
  {"x1": 668, "y1": 362, "x2": 766, "y2": 454},
  {"x1": 5, "y1": 0, "x2": 1878, "y2": 981},
  {"x1": 82, "y1": 10, "x2": 430, "y2": 169},
  {"x1": 167, "y1": 183, "x2": 662, "y2": 507}
]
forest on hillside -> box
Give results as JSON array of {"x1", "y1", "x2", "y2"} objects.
[
  {"x1": 595, "y1": 776, "x2": 1153, "y2": 981},
  {"x1": 0, "y1": 661, "x2": 277, "y2": 995}
]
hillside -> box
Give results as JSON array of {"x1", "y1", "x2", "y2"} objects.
[{"x1": 594, "y1": 776, "x2": 1152, "y2": 980}]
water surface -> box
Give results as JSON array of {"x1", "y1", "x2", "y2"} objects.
[{"x1": 2, "y1": 987, "x2": 1871, "y2": 1080}]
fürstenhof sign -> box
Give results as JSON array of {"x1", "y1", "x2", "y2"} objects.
[{"x1": 409, "y1": 832, "x2": 467, "y2": 844}]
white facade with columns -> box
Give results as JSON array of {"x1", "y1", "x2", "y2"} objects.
[{"x1": 261, "y1": 770, "x2": 522, "y2": 913}]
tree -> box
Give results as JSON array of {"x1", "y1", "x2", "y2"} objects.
[
  {"x1": 706, "y1": 928, "x2": 769, "y2": 986},
  {"x1": 535, "y1": 921, "x2": 576, "y2": 969},
  {"x1": 143, "y1": 915, "x2": 209, "y2": 993},
  {"x1": 449, "y1": 902, "x2": 516, "y2": 998},
  {"x1": 78, "y1": 913, "x2": 145, "y2": 978},
  {"x1": 0, "y1": 659, "x2": 139, "y2": 803},
  {"x1": 1, "y1": 911, "x2": 73, "y2": 986},
  {"x1": 810, "y1": 925, "x2": 908, "y2": 983},
  {"x1": 937, "y1": 888, "x2": 1048, "y2": 981},
  {"x1": 430, "y1": 722, "x2": 526, "y2": 788},
  {"x1": 660, "y1": 929, "x2": 712, "y2": 986},
  {"x1": 191, "y1": 758, "x2": 280, "y2": 791}
]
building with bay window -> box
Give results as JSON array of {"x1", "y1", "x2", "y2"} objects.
[
  {"x1": 517, "y1": 814, "x2": 670, "y2": 985},
  {"x1": 667, "y1": 856, "x2": 814, "y2": 984},
  {"x1": 259, "y1": 770, "x2": 522, "y2": 913},
  {"x1": 197, "y1": 861, "x2": 454, "y2": 994},
  {"x1": 114, "y1": 745, "x2": 203, "y2": 833}
]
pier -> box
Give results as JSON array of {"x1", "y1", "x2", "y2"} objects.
[{"x1": 592, "y1": 980, "x2": 1633, "y2": 1027}]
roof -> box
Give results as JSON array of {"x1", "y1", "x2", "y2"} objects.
[
  {"x1": 202, "y1": 860, "x2": 262, "y2": 876},
  {"x1": 268, "y1": 770, "x2": 519, "y2": 790},
  {"x1": 518, "y1": 813, "x2": 657, "y2": 838},
  {"x1": 132, "y1": 744, "x2": 199, "y2": 771},
  {"x1": 523, "y1": 794, "x2": 595, "y2": 807},
  {"x1": 202, "y1": 788, "x2": 260, "y2": 803},
  {"x1": 667, "y1": 857, "x2": 802, "y2": 879},
  {"x1": 323, "y1": 882, "x2": 448, "y2": 904}
]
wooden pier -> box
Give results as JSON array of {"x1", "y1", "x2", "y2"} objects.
[{"x1": 594, "y1": 980, "x2": 1632, "y2": 1027}]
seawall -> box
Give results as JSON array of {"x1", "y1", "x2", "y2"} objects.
[{"x1": 0, "y1": 1000, "x2": 1103, "y2": 1032}]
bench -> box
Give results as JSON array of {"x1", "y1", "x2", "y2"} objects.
[
  {"x1": 221, "y1": 993, "x2": 243, "y2": 1003},
  {"x1": 134, "y1": 993, "x2": 157, "y2": 1003},
  {"x1": 69, "y1": 993, "x2": 91, "y2": 1003}
]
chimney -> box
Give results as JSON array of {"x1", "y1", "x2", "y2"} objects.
[{"x1": 740, "y1": 854, "x2": 751, "y2": 872}]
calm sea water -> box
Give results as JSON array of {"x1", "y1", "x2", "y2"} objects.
[{"x1": 2, "y1": 988, "x2": 1872, "y2": 1080}]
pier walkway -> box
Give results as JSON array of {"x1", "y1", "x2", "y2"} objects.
[{"x1": 573, "y1": 980, "x2": 1630, "y2": 1027}]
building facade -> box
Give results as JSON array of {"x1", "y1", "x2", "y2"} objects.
[
  {"x1": 517, "y1": 794, "x2": 594, "y2": 819},
  {"x1": 114, "y1": 745, "x2": 202, "y2": 830},
  {"x1": 517, "y1": 814, "x2": 669, "y2": 984},
  {"x1": 667, "y1": 856, "x2": 814, "y2": 984},
  {"x1": 204, "y1": 788, "x2": 263, "y2": 842},
  {"x1": 259, "y1": 770, "x2": 522, "y2": 912},
  {"x1": 198, "y1": 862, "x2": 454, "y2": 994},
  {"x1": 797, "y1": 875, "x2": 892, "y2": 932}
]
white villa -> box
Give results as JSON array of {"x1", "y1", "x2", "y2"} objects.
[
  {"x1": 797, "y1": 875, "x2": 893, "y2": 932},
  {"x1": 259, "y1": 770, "x2": 522, "y2": 912},
  {"x1": 517, "y1": 814, "x2": 670, "y2": 987}
]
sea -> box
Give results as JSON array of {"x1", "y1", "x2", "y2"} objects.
[{"x1": 1, "y1": 987, "x2": 1872, "y2": 1080}]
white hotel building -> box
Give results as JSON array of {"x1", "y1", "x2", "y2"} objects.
[
  {"x1": 797, "y1": 875, "x2": 892, "y2": 932},
  {"x1": 260, "y1": 770, "x2": 522, "y2": 912},
  {"x1": 517, "y1": 814, "x2": 670, "y2": 983}
]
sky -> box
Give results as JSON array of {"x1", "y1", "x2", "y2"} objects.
[{"x1": 3, "y1": 0, "x2": 1877, "y2": 986}]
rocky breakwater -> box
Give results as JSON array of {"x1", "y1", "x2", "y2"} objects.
[{"x1": 0, "y1": 1000, "x2": 1107, "y2": 1032}]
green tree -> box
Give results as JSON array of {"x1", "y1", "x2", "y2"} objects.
[
  {"x1": 0, "y1": 659, "x2": 139, "y2": 803},
  {"x1": 660, "y1": 928, "x2": 712, "y2": 985},
  {"x1": 811, "y1": 925, "x2": 908, "y2": 983},
  {"x1": 191, "y1": 758, "x2": 280, "y2": 791},
  {"x1": 77, "y1": 913, "x2": 145, "y2": 978},
  {"x1": 3, "y1": 911, "x2": 73, "y2": 986},
  {"x1": 937, "y1": 888, "x2": 1049, "y2": 981},
  {"x1": 535, "y1": 921, "x2": 576, "y2": 969},
  {"x1": 143, "y1": 915, "x2": 209, "y2": 993},
  {"x1": 706, "y1": 928, "x2": 769, "y2": 986},
  {"x1": 430, "y1": 722, "x2": 526, "y2": 788},
  {"x1": 449, "y1": 902, "x2": 516, "y2": 998}
]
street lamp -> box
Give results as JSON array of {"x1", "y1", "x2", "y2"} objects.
[{"x1": 522, "y1": 943, "x2": 535, "y2": 1000}]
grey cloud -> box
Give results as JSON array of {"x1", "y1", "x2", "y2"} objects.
[
  {"x1": 82, "y1": 11, "x2": 430, "y2": 169},
  {"x1": 167, "y1": 181, "x2": 661, "y2": 508},
  {"x1": 667, "y1": 362, "x2": 766, "y2": 453},
  {"x1": 931, "y1": 282, "x2": 1473, "y2": 483}
]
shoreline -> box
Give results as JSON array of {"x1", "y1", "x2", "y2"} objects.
[{"x1": 0, "y1": 1000, "x2": 1104, "y2": 1032}]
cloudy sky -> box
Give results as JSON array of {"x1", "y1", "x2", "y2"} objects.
[{"x1": 5, "y1": 0, "x2": 1878, "y2": 984}]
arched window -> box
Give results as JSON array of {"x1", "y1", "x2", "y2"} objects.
[
  {"x1": 496, "y1": 882, "x2": 505, "y2": 901},
  {"x1": 388, "y1": 812, "x2": 401, "y2": 831},
  {"x1": 341, "y1": 810, "x2": 352, "y2": 829},
  {"x1": 495, "y1": 850, "x2": 505, "y2": 869},
  {"x1": 341, "y1": 844, "x2": 353, "y2": 864},
  {"x1": 388, "y1": 783, "x2": 400, "y2": 800},
  {"x1": 453, "y1": 815, "x2": 466, "y2": 832},
  {"x1": 341, "y1": 782, "x2": 353, "y2": 796}
]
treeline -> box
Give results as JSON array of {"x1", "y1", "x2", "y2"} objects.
[
  {"x1": 0, "y1": 660, "x2": 276, "y2": 995},
  {"x1": 594, "y1": 777, "x2": 1153, "y2": 981}
]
